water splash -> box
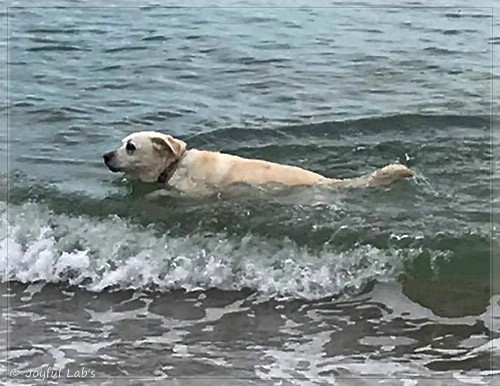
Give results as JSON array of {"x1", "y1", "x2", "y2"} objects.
[{"x1": 0, "y1": 201, "x2": 410, "y2": 299}]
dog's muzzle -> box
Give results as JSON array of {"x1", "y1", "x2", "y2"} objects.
[{"x1": 103, "y1": 151, "x2": 120, "y2": 172}]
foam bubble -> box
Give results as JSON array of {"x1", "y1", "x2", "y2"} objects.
[{"x1": 1, "y1": 201, "x2": 408, "y2": 299}]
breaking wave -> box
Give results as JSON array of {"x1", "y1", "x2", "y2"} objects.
[{"x1": 0, "y1": 201, "x2": 412, "y2": 299}]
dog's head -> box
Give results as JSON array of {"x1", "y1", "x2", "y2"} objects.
[{"x1": 103, "y1": 131, "x2": 187, "y2": 182}]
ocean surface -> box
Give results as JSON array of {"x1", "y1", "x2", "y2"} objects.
[{"x1": 1, "y1": 1, "x2": 499, "y2": 385}]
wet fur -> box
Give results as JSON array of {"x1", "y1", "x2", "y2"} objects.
[{"x1": 103, "y1": 131, "x2": 414, "y2": 195}]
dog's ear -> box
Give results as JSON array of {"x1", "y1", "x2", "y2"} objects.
[{"x1": 151, "y1": 135, "x2": 186, "y2": 158}]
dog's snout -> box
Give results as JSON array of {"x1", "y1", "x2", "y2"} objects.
[
  {"x1": 103, "y1": 151, "x2": 115, "y2": 163},
  {"x1": 103, "y1": 151, "x2": 121, "y2": 173}
]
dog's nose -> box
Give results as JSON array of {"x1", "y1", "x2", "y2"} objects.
[{"x1": 103, "y1": 151, "x2": 115, "y2": 163}]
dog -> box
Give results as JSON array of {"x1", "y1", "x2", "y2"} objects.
[{"x1": 103, "y1": 131, "x2": 413, "y2": 195}]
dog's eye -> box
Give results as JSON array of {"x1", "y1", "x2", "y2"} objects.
[{"x1": 126, "y1": 142, "x2": 136, "y2": 154}]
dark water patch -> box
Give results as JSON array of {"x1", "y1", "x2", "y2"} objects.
[
  {"x1": 139, "y1": 113, "x2": 167, "y2": 122},
  {"x1": 248, "y1": 57, "x2": 292, "y2": 65},
  {"x1": 217, "y1": 66, "x2": 255, "y2": 74},
  {"x1": 103, "y1": 45, "x2": 149, "y2": 53},
  {"x1": 351, "y1": 54, "x2": 388, "y2": 63},
  {"x1": 27, "y1": 45, "x2": 89, "y2": 52},
  {"x1": 101, "y1": 82, "x2": 134, "y2": 90},
  {"x1": 25, "y1": 28, "x2": 81, "y2": 35},
  {"x1": 199, "y1": 47, "x2": 218, "y2": 54},
  {"x1": 240, "y1": 79, "x2": 287, "y2": 91},
  {"x1": 59, "y1": 106, "x2": 90, "y2": 114},
  {"x1": 274, "y1": 95, "x2": 296, "y2": 103},
  {"x1": 357, "y1": 28, "x2": 384, "y2": 34},
  {"x1": 176, "y1": 72, "x2": 200, "y2": 80},
  {"x1": 7, "y1": 60, "x2": 27, "y2": 66},
  {"x1": 104, "y1": 99, "x2": 147, "y2": 107},
  {"x1": 92, "y1": 64, "x2": 122, "y2": 71},
  {"x1": 444, "y1": 11, "x2": 491, "y2": 19},
  {"x1": 228, "y1": 56, "x2": 291, "y2": 66},
  {"x1": 426, "y1": 350, "x2": 493, "y2": 372},
  {"x1": 185, "y1": 35, "x2": 203, "y2": 40},
  {"x1": 423, "y1": 47, "x2": 463, "y2": 55},
  {"x1": 142, "y1": 35, "x2": 170, "y2": 41},
  {"x1": 364, "y1": 88, "x2": 394, "y2": 94},
  {"x1": 403, "y1": 277, "x2": 491, "y2": 317},
  {"x1": 12, "y1": 101, "x2": 36, "y2": 108},
  {"x1": 443, "y1": 29, "x2": 461, "y2": 35}
]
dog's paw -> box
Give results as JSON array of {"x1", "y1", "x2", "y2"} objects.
[{"x1": 370, "y1": 164, "x2": 414, "y2": 186}]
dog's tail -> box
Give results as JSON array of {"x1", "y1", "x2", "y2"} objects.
[
  {"x1": 367, "y1": 163, "x2": 414, "y2": 187},
  {"x1": 326, "y1": 163, "x2": 414, "y2": 188}
]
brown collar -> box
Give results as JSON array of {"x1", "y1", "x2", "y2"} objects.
[{"x1": 157, "y1": 151, "x2": 186, "y2": 184}]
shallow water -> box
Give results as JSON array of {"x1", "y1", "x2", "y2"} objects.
[{"x1": 1, "y1": 1, "x2": 499, "y2": 385}]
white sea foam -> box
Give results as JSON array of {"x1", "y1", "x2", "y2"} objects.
[{"x1": 1, "y1": 201, "x2": 410, "y2": 299}]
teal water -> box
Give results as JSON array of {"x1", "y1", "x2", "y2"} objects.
[{"x1": 1, "y1": 3, "x2": 499, "y2": 384}]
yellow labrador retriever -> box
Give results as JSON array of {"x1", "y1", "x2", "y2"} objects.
[{"x1": 103, "y1": 131, "x2": 413, "y2": 194}]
